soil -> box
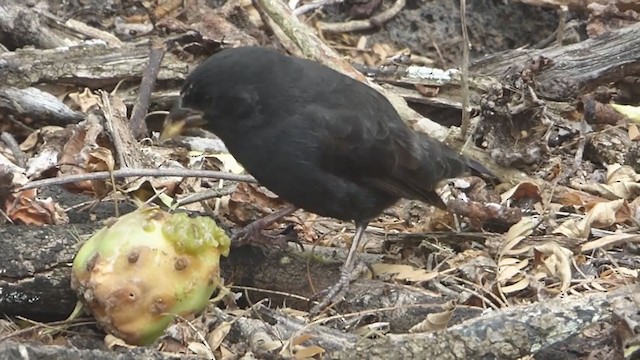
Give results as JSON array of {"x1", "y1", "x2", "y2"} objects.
[{"x1": 332, "y1": 0, "x2": 563, "y2": 66}]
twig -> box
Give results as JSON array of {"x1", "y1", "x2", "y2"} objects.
[
  {"x1": 31, "y1": 7, "x2": 123, "y2": 47},
  {"x1": 173, "y1": 186, "x2": 237, "y2": 207},
  {"x1": 99, "y1": 95, "x2": 127, "y2": 168},
  {"x1": 556, "y1": 6, "x2": 567, "y2": 46},
  {"x1": 18, "y1": 168, "x2": 256, "y2": 191},
  {"x1": 554, "y1": 119, "x2": 587, "y2": 185},
  {"x1": 316, "y1": 0, "x2": 405, "y2": 33},
  {"x1": 129, "y1": 39, "x2": 165, "y2": 139},
  {"x1": 0, "y1": 317, "x2": 95, "y2": 343},
  {"x1": 0, "y1": 132, "x2": 27, "y2": 168},
  {"x1": 230, "y1": 285, "x2": 311, "y2": 302},
  {"x1": 292, "y1": 0, "x2": 343, "y2": 17},
  {"x1": 459, "y1": 0, "x2": 471, "y2": 137}
]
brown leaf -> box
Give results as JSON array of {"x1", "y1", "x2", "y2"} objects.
[
  {"x1": 500, "y1": 181, "x2": 542, "y2": 204},
  {"x1": 6, "y1": 189, "x2": 67, "y2": 225},
  {"x1": 58, "y1": 119, "x2": 109, "y2": 195},
  {"x1": 68, "y1": 88, "x2": 100, "y2": 112},
  {"x1": 226, "y1": 182, "x2": 288, "y2": 225}
]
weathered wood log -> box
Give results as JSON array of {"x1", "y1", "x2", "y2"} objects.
[
  {"x1": 472, "y1": 22, "x2": 640, "y2": 101},
  {"x1": 330, "y1": 286, "x2": 633, "y2": 359},
  {"x1": 0, "y1": 41, "x2": 189, "y2": 89},
  {"x1": 0, "y1": 87, "x2": 83, "y2": 125},
  {"x1": 0, "y1": 3, "x2": 82, "y2": 50},
  {"x1": 0, "y1": 339, "x2": 195, "y2": 360},
  {"x1": 0, "y1": 210, "x2": 479, "y2": 334}
]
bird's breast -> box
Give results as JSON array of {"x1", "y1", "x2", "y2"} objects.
[{"x1": 220, "y1": 132, "x2": 396, "y2": 221}]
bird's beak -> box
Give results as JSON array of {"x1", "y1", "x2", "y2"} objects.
[{"x1": 160, "y1": 100, "x2": 205, "y2": 141}]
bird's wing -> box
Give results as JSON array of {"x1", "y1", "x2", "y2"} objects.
[{"x1": 305, "y1": 103, "x2": 468, "y2": 208}]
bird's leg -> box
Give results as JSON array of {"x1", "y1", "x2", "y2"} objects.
[
  {"x1": 309, "y1": 221, "x2": 368, "y2": 316},
  {"x1": 232, "y1": 204, "x2": 298, "y2": 247}
]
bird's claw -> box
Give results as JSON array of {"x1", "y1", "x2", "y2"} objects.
[{"x1": 308, "y1": 261, "x2": 369, "y2": 317}]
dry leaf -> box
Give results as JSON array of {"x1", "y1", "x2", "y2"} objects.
[
  {"x1": 556, "y1": 189, "x2": 607, "y2": 207},
  {"x1": 607, "y1": 164, "x2": 640, "y2": 183},
  {"x1": 500, "y1": 181, "x2": 542, "y2": 204},
  {"x1": 580, "y1": 233, "x2": 640, "y2": 252},
  {"x1": 0, "y1": 155, "x2": 28, "y2": 187},
  {"x1": 104, "y1": 334, "x2": 133, "y2": 349},
  {"x1": 293, "y1": 345, "x2": 325, "y2": 360},
  {"x1": 370, "y1": 263, "x2": 439, "y2": 282},
  {"x1": 498, "y1": 258, "x2": 529, "y2": 283},
  {"x1": 188, "y1": 342, "x2": 215, "y2": 358},
  {"x1": 208, "y1": 153, "x2": 245, "y2": 174},
  {"x1": 68, "y1": 88, "x2": 101, "y2": 112},
  {"x1": 611, "y1": 103, "x2": 640, "y2": 123},
  {"x1": 207, "y1": 321, "x2": 232, "y2": 351},
  {"x1": 58, "y1": 118, "x2": 108, "y2": 194},
  {"x1": 501, "y1": 277, "x2": 530, "y2": 294},
  {"x1": 354, "y1": 322, "x2": 390, "y2": 337},
  {"x1": 291, "y1": 334, "x2": 314, "y2": 347},
  {"x1": 87, "y1": 147, "x2": 115, "y2": 172},
  {"x1": 227, "y1": 182, "x2": 288, "y2": 225},
  {"x1": 630, "y1": 124, "x2": 640, "y2": 140},
  {"x1": 571, "y1": 165, "x2": 640, "y2": 200},
  {"x1": 600, "y1": 267, "x2": 638, "y2": 283},
  {"x1": 533, "y1": 242, "x2": 574, "y2": 291},
  {"x1": 219, "y1": 344, "x2": 236, "y2": 360},
  {"x1": 5, "y1": 189, "x2": 68, "y2": 225},
  {"x1": 554, "y1": 199, "x2": 626, "y2": 238},
  {"x1": 500, "y1": 217, "x2": 537, "y2": 255},
  {"x1": 19, "y1": 127, "x2": 61, "y2": 152},
  {"x1": 408, "y1": 308, "x2": 454, "y2": 333}
]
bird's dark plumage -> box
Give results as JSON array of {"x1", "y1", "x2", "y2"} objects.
[
  {"x1": 168, "y1": 46, "x2": 469, "y2": 221},
  {"x1": 163, "y1": 46, "x2": 474, "y2": 313}
]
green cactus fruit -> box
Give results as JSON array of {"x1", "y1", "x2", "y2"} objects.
[{"x1": 71, "y1": 206, "x2": 230, "y2": 345}]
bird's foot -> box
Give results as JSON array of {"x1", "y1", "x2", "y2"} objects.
[
  {"x1": 231, "y1": 222, "x2": 302, "y2": 250},
  {"x1": 308, "y1": 261, "x2": 369, "y2": 317}
]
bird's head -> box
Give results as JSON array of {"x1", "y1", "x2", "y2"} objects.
[
  {"x1": 160, "y1": 59, "x2": 220, "y2": 140},
  {"x1": 160, "y1": 46, "x2": 284, "y2": 141},
  {"x1": 160, "y1": 48, "x2": 252, "y2": 141}
]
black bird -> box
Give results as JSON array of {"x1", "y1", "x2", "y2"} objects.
[{"x1": 162, "y1": 46, "x2": 473, "y2": 312}]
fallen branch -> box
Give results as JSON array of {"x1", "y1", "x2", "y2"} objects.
[
  {"x1": 18, "y1": 168, "x2": 257, "y2": 191},
  {"x1": 471, "y1": 22, "x2": 640, "y2": 101},
  {"x1": 0, "y1": 87, "x2": 84, "y2": 125},
  {"x1": 316, "y1": 0, "x2": 405, "y2": 33},
  {"x1": 332, "y1": 285, "x2": 637, "y2": 359},
  {"x1": 129, "y1": 39, "x2": 165, "y2": 139}
]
